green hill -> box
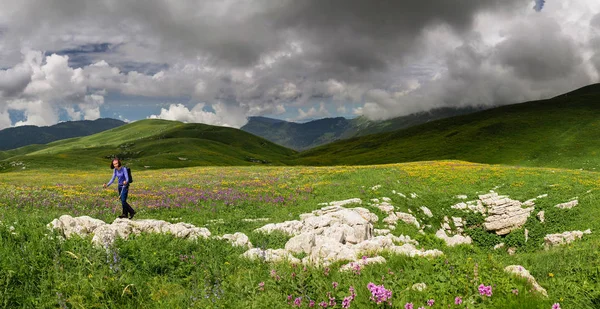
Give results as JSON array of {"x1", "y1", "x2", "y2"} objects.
[
  {"x1": 0, "y1": 118, "x2": 125, "y2": 150},
  {"x1": 0, "y1": 119, "x2": 296, "y2": 172},
  {"x1": 293, "y1": 83, "x2": 600, "y2": 170}
]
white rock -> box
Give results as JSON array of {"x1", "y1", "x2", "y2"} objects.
[
  {"x1": 395, "y1": 212, "x2": 420, "y2": 229},
  {"x1": 536, "y1": 211, "x2": 545, "y2": 223},
  {"x1": 544, "y1": 230, "x2": 591, "y2": 249},
  {"x1": 420, "y1": 206, "x2": 433, "y2": 218},
  {"x1": 339, "y1": 256, "x2": 386, "y2": 272},
  {"x1": 504, "y1": 265, "x2": 548, "y2": 297},
  {"x1": 555, "y1": 200, "x2": 578, "y2": 209},
  {"x1": 435, "y1": 229, "x2": 472, "y2": 247},
  {"x1": 49, "y1": 215, "x2": 211, "y2": 247},
  {"x1": 220, "y1": 232, "x2": 252, "y2": 248}
]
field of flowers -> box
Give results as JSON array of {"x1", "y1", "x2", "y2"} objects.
[{"x1": 1, "y1": 161, "x2": 599, "y2": 308}]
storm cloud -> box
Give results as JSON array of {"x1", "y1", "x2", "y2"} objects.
[{"x1": 0, "y1": 0, "x2": 598, "y2": 128}]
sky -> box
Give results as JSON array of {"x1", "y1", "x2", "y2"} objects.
[{"x1": 0, "y1": 0, "x2": 599, "y2": 130}]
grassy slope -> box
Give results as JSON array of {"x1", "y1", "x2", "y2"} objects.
[
  {"x1": 295, "y1": 85, "x2": 600, "y2": 170},
  {"x1": 0, "y1": 119, "x2": 296, "y2": 171}
]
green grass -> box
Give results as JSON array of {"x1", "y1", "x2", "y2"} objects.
[{"x1": 1, "y1": 161, "x2": 599, "y2": 308}]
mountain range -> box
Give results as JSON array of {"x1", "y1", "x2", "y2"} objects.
[
  {"x1": 2, "y1": 83, "x2": 600, "y2": 171},
  {"x1": 0, "y1": 118, "x2": 125, "y2": 151},
  {"x1": 241, "y1": 106, "x2": 485, "y2": 151}
]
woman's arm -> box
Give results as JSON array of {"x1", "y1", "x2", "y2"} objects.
[{"x1": 106, "y1": 169, "x2": 116, "y2": 187}]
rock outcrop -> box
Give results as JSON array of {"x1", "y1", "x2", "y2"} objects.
[
  {"x1": 504, "y1": 265, "x2": 548, "y2": 297},
  {"x1": 544, "y1": 229, "x2": 591, "y2": 249},
  {"x1": 48, "y1": 215, "x2": 211, "y2": 247},
  {"x1": 248, "y1": 205, "x2": 442, "y2": 266},
  {"x1": 480, "y1": 193, "x2": 535, "y2": 235}
]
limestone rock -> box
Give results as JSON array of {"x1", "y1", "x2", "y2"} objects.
[
  {"x1": 420, "y1": 206, "x2": 433, "y2": 218},
  {"x1": 555, "y1": 200, "x2": 578, "y2": 209},
  {"x1": 220, "y1": 232, "x2": 252, "y2": 248},
  {"x1": 544, "y1": 230, "x2": 591, "y2": 249},
  {"x1": 536, "y1": 211, "x2": 545, "y2": 223},
  {"x1": 504, "y1": 265, "x2": 548, "y2": 297},
  {"x1": 435, "y1": 229, "x2": 472, "y2": 247},
  {"x1": 49, "y1": 215, "x2": 211, "y2": 247},
  {"x1": 339, "y1": 256, "x2": 386, "y2": 272},
  {"x1": 481, "y1": 193, "x2": 534, "y2": 235}
]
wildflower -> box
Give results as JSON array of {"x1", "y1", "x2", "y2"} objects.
[
  {"x1": 333, "y1": 282, "x2": 339, "y2": 289},
  {"x1": 548, "y1": 273, "x2": 554, "y2": 278},
  {"x1": 478, "y1": 284, "x2": 492, "y2": 297},
  {"x1": 367, "y1": 282, "x2": 393, "y2": 305},
  {"x1": 324, "y1": 267, "x2": 330, "y2": 276},
  {"x1": 270, "y1": 269, "x2": 277, "y2": 277},
  {"x1": 349, "y1": 286, "x2": 356, "y2": 300},
  {"x1": 455, "y1": 297, "x2": 462, "y2": 305},
  {"x1": 309, "y1": 300, "x2": 315, "y2": 307},
  {"x1": 258, "y1": 282, "x2": 265, "y2": 291},
  {"x1": 427, "y1": 299, "x2": 435, "y2": 306},
  {"x1": 512, "y1": 289, "x2": 518, "y2": 295},
  {"x1": 342, "y1": 296, "x2": 352, "y2": 309},
  {"x1": 552, "y1": 303, "x2": 561, "y2": 309},
  {"x1": 405, "y1": 302, "x2": 414, "y2": 309},
  {"x1": 288, "y1": 295, "x2": 293, "y2": 301},
  {"x1": 319, "y1": 301, "x2": 328, "y2": 308},
  {"x1": 294, "y1": 297, "x2": 302, "y2": 307}
]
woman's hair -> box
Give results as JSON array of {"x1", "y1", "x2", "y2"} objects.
[{"x1": 110, "y1": 158, "x2": 122, "y2": 169}]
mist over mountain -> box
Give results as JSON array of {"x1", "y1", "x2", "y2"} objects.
[{"x1": 242, "y1": 106, "x2": 486, "y2": 151}]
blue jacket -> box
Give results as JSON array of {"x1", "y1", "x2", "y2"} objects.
[{"x1": 107, "y1": 167, "x2": 129, "y2": 187}]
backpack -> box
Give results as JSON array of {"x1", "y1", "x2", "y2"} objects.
[{"x1": 125, "y1": 167, "x2": 133, "y2": 183}]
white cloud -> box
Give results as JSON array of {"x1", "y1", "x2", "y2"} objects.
[
  {"x1": 294, "y1": 102, "x2": 329, "y2": 121},
  {"x1": 148, "y1": 102, "x2": 248, "y2": 128}
]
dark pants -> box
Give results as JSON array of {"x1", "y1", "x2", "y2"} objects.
[{"x1": 118, "y1": 185, "x2": 135, "y2": 216}]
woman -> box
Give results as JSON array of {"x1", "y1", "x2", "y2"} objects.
[{"x1": 103, "y1": 158, "x2": 136, "y2": 219}]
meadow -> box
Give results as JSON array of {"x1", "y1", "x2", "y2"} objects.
[{"x1": 1, "y1": 161, "x2": 599, "y2": 308}]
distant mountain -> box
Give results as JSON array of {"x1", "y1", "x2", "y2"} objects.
[
  {"x1": 292, "y1": 83, "x2": 600, "y2": 170},
  {"x1": 0, "y1": 118, "x2": 126, "y2": 150},
  {"x1": 0, "y1": 119, "x2": 296, "y2": 171},
  {"x1": 242, "y1": 106, "x2": 485, "y2": 150}
]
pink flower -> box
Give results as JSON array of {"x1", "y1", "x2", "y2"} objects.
[
  {"x1": 258, "y1": 282, "x2": 264, "y2": 291},
  {"x1": 455, "y1": 297, "x2": 463, "y2": 305},
  {"x1": 342, "y1": 296, "x2": 352, "y2": 309},
  {"x1": 405, "y1": 302, "x2": 414, "y2": 309},
  {"x1": 367, "y1": 282, "x2": 393, "y2": 305},
  {"x1": 552, "y1": 303, "x2": 561, "y2": 309},
  {"x1": 478, "y1": 284, "x2": 492, "y2": 297},
  {"x1": 512, "y1": 289, "x2": 518, "y2": 295},
  {"x1": 427, "y1": 299, "x2": 435, "y2": 306},
  {"x1": 309, "y1": 300, "x2": 315, "y2": 307},
  {"x1": 294, "y1": 297, "x2": 302, "y2": 307},
  {"x1": 319, "y1": 301, "x2": 328, "y2": 308},
  {"x1": 333, "y1": 282, "x2": 339, "y2": 289}
]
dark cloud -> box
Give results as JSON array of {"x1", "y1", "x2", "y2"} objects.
[{"x1": 494, "y1": 18, "x2": 582, "y2": 81}]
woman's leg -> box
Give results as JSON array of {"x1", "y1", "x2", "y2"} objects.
[{"x1": 120, "y1": 185, "x2": 135, "y2": 218}]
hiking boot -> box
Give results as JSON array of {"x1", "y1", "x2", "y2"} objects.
[
  {"x1": 118, "y1": 214, "x2": 128, "y2": 219},
  {"x1": 129, "y1": 211, "x2": 136, "y2": 219}
]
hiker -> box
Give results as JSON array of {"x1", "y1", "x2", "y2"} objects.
[{"x1": 103, "y1": 158, "x2": 136, "y2": 219}]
